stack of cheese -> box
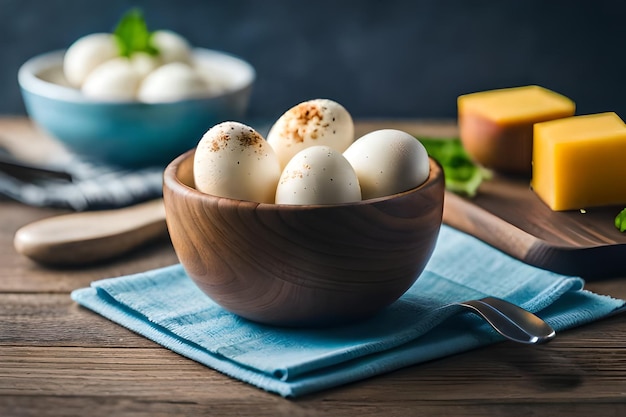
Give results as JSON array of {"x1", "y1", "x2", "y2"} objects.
[{"x1": 458, "y1": 85, "x2": 626, "y2": 211}]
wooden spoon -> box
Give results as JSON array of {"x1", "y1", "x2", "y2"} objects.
[{"x1": 14, "y1": 199, "x2": 168, "y2": 265}]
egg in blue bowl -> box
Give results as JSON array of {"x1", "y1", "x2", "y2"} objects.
[{"x1": 17, "y1": 11, "x2": 255, "y2": 168}]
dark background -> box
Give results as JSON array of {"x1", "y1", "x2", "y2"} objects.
[{"x1": 2, "y1": 0, "x2": 625, "y2": 122}]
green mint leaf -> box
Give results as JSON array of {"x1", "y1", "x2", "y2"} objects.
[
  {"x1": 615, "y1": 208, "x2": 626, "y2": 232},
  {"x1": 113, "y1": 8, "x2": 159, "y2": 57},
  {"x1": 418, "y1": 136, "x2": 491, "y2": 197}
]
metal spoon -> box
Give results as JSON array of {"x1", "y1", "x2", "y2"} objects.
[{"x1": 456, "y1": 296, "x2": 555, "y2": 344}]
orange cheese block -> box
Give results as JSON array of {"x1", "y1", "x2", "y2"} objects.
[
  {"x1": 458, "y1": 85, "x2": 575, "y2": 175},
  {"x1": 531, "y1": 112, "x2": 626, "y2": 211}
]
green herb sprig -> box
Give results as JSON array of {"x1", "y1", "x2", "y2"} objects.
[
  {"x1": 418, "y1": 137, "x2": 491, "y2": 197},
  {"x1": 113, "y1": 8, "x2": 159, "y2": 57}
]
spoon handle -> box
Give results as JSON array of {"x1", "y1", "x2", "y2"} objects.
[
  {"x1": 459, "y1": 297, "x2": 556, "y2": 344},
  {"x1": 14, "y1": 199, "x2": 167, "y2": 265}
]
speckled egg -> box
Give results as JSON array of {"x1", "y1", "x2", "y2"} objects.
[
  {"x1": 267, "y1": 98, "x2": 354, "y2": 169},
  {"x1": 193, "y1": 121, "x2": 281, "y2": 203},
  {"x1": 275, "y1": 145, "x2": 361, "y2": 205}
]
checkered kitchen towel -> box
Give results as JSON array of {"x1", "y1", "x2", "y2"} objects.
[{"x1": 0, "y1": 152, "x2": 163, "y2": 211}]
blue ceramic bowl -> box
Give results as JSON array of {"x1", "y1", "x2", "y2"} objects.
[{"x1": 18, "y1": 48, "x2": 255, "y2": 168}]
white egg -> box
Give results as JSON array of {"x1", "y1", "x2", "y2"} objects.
[
  {"x1": 267, "y1": 98, "x2": 355, "y2": 169},
  {"x1": 151, "y1": 30, "x2": 192, "y2": 64},
  {"x1": 81, "y1": 57, "x2": 141, "y2": 101},
  {"x1": 138, "y1": 62, "x2": 209, "y2": 102},
  {"x1": 193, "y1": 63, "x2": 229, "y2": 96},
  {"x1": 343, "y1": 129, "x2": 430, "y2": 200},
  {"x1": 275, "y1": 145, "x2": 361, "y2": 205},
  {"x1": 63, "y1": 33, "x2": 120, "y2": 87},
  {"x1": 194, "y1": 122, "x2": 281, "y2": 203},
  {"x1": 130, "y1": 51, "x2": 161, "y2": 79}
]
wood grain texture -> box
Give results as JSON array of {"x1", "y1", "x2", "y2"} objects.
[
  {"x1": 4, "y1": 117, "x2": 626, "y2": 416},
  {"x1": 0, "y1": 200, "x2": 179, "y2": 293},
  {"x1": 2, "y1": 295, "x2": 626, "y2": 416},
  {"x1": 443, "y1": 174, "x2": 626, "y2": 279},
  {"x1": 163, "y1": 150, "x2": 445, "y2": 326}
]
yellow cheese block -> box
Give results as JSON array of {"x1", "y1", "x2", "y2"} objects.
[
  {"x1": 531, "y1": 112, "x2": 626, "y2": 211},
  {"x1": 458, "y1": 85, "x2": 575, "y2": 175}
]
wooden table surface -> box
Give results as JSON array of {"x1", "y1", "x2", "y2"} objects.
[{"x1": 2, "y1": 118, "x2": 626, "y2": 416}]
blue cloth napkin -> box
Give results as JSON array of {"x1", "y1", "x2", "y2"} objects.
[{"x1": 71, "y1": 225, "x2": 626, "y2": 397}]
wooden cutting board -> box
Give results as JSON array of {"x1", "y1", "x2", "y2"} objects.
[{"x1": 443, "y1": 174, "x2": 626, "y2": 279}]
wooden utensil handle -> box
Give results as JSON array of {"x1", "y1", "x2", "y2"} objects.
[
  {"x1": 14, "y1": 199, "x2": 168, "y2": 265},
  {"x1": 443, "y1": 191, "x2": 539, "y2": 260}
]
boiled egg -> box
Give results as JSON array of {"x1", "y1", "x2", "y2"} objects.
[
  {"x1": 267, "y1": 98, "x2": 355, "y2": 169},
  {"x1": 137, "y1": 62, "x2": 209, "y2": 102},
  {"x1": 194, "y1": 122, "x2": 281, "y2": 203},
  {"x1": 343, "y1": 129, "x2": 430, "y2": 199},
  {"x1": 130, "y1": 51, "x2": 161, "y2": 79},
  {"x1": 275, "y1": 145, "x2": 361, "y2": 205},
  {"x1": 151, "y1": 30, "x2": 192, "y2": 64},
  {"x1": 81, "y1": 57, "x2": 141, "y2": 101},
  {"x1": 63, "y1": 33, "x2": 120, "y2": 87}
]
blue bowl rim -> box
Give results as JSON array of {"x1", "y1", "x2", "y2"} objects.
[{"x1": 18, "y1": 48, "x2": 256, "y2": 106}]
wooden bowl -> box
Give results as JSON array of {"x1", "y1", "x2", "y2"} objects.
[{"x1": 163, "y1": 149, "x2": 445, "y2": 327}]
